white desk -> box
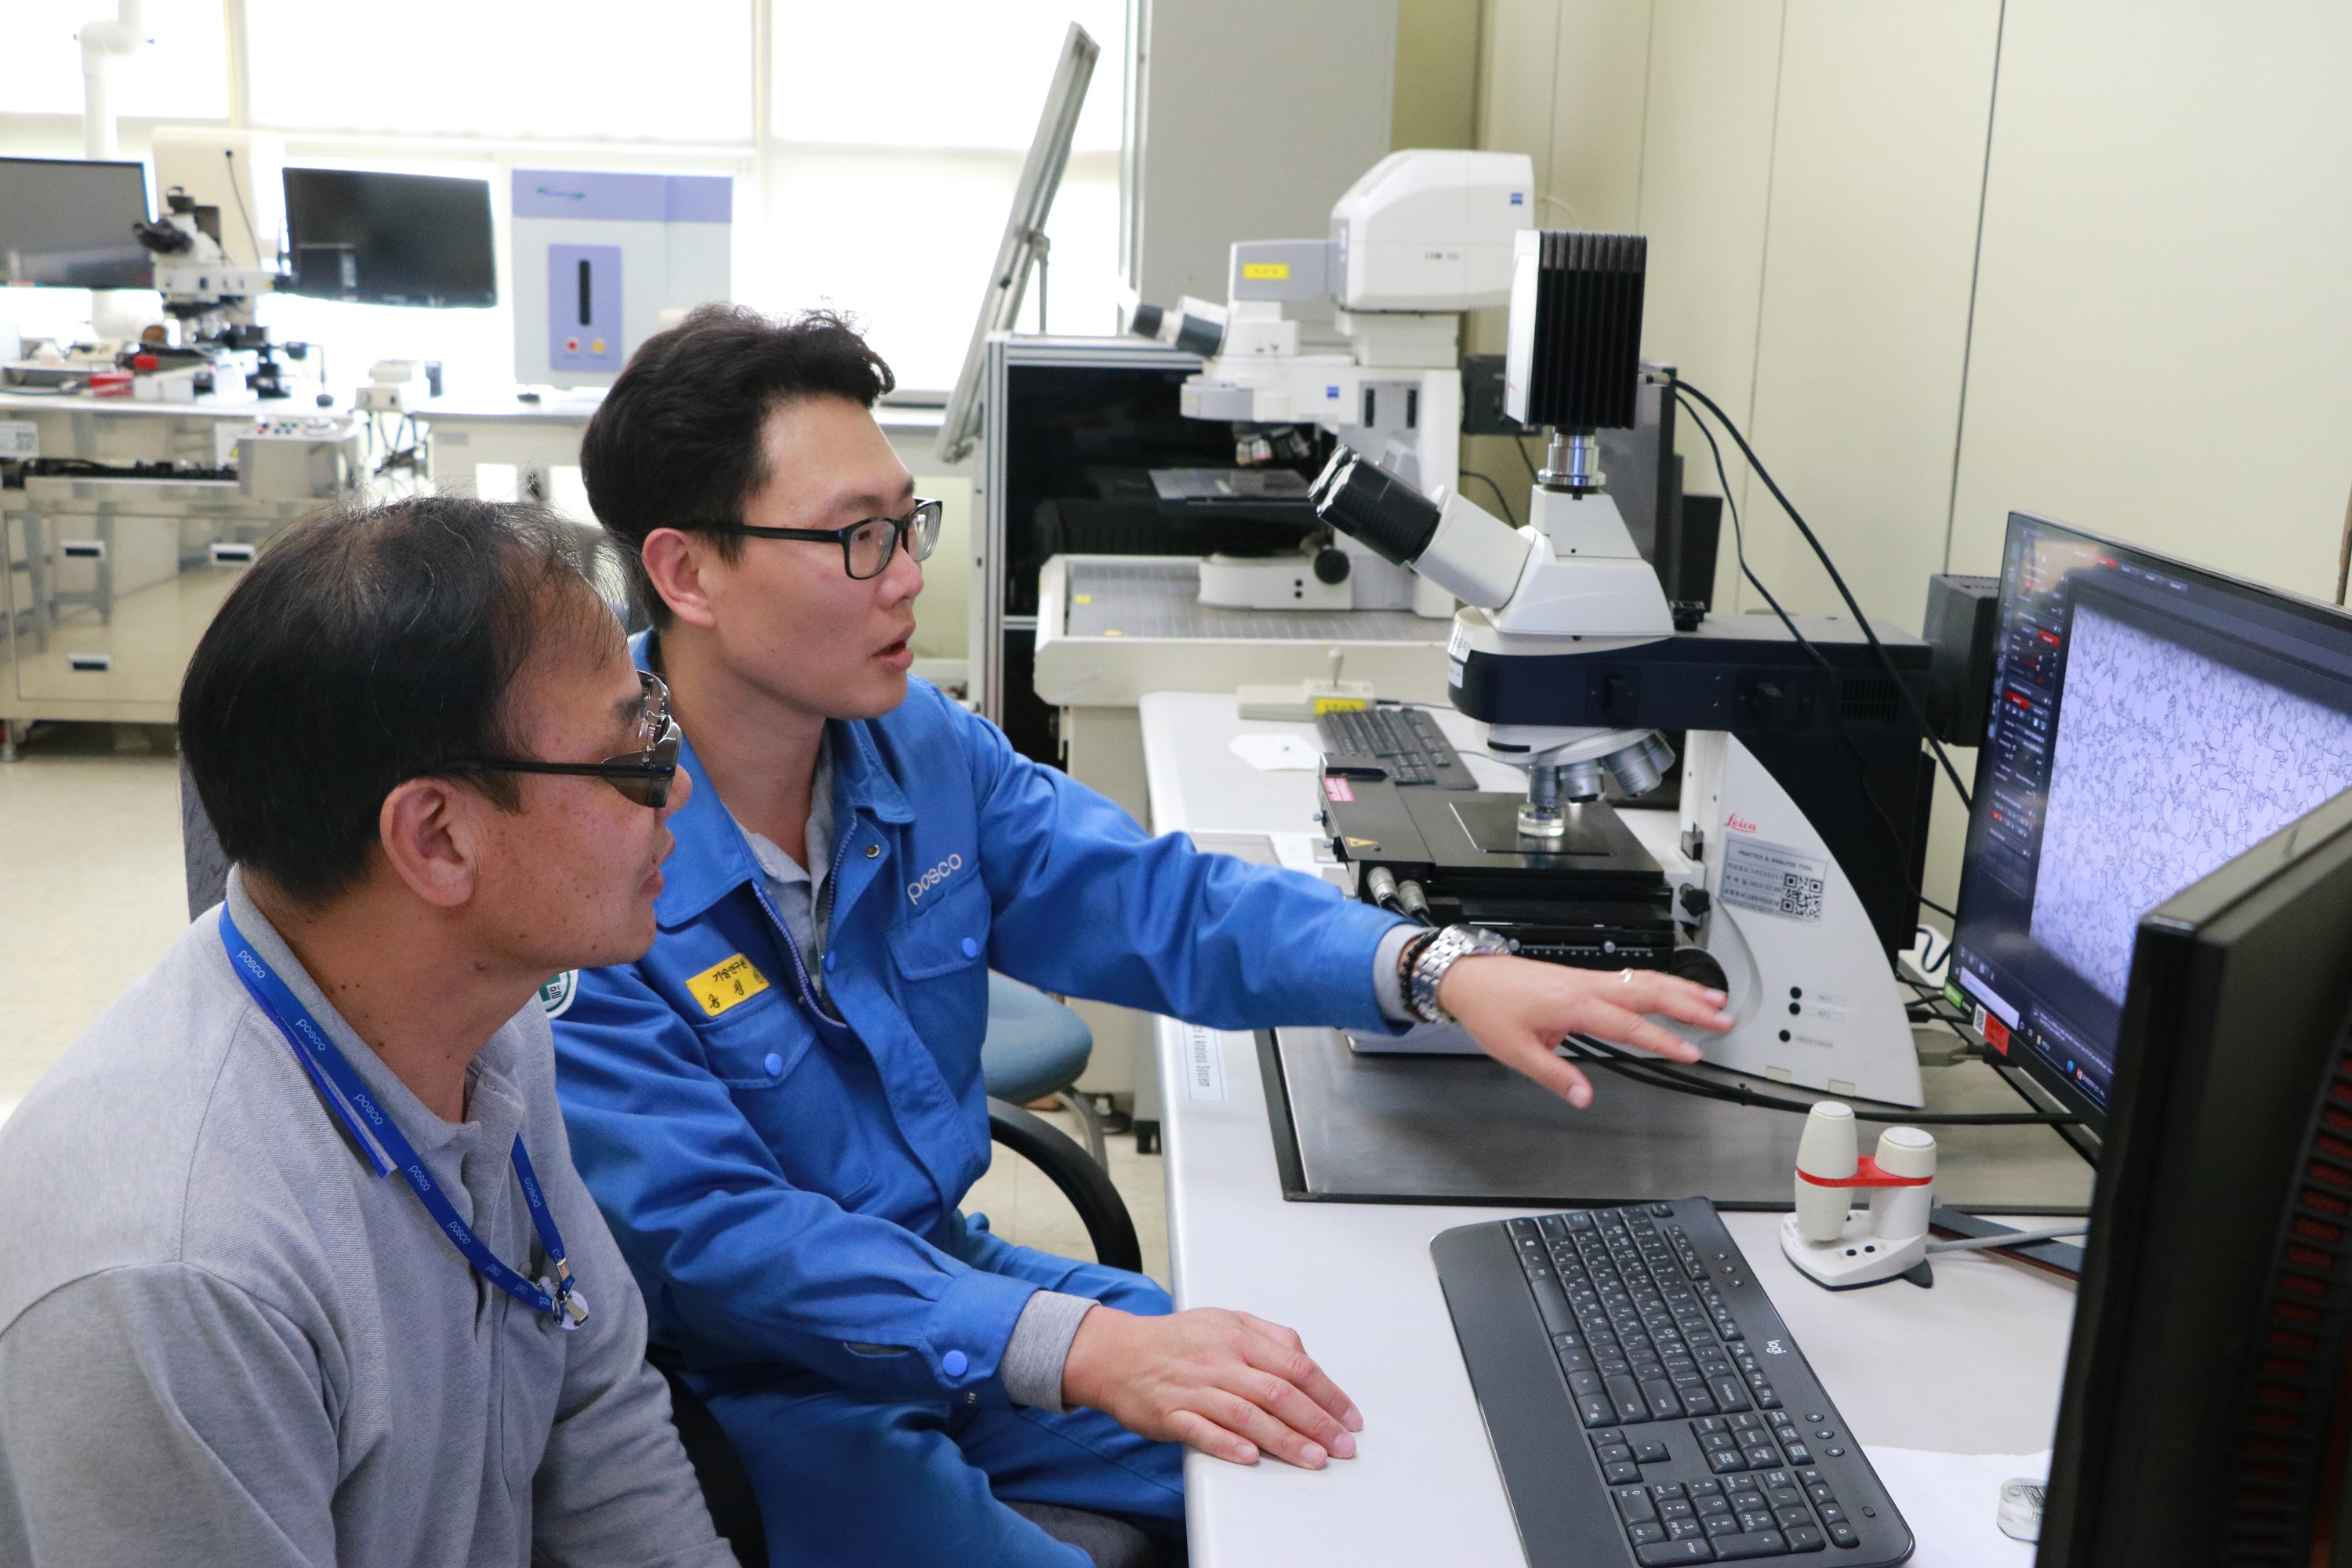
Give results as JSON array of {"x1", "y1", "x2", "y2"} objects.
[{"x1": 1139, "y1": 691, "x2": 2080, "y2": 1566}]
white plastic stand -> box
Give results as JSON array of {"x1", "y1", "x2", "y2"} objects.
[{"x1": 1780, "y1": 1102, "x2": 1938, "y2": 1290}]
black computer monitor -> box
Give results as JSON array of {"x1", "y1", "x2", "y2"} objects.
[
  {"x1": 1947, "y1": 511, "x2": 2352, "y2": 1130},
  {"x1": 281, "y1": 168, "x2": 495, "y2": 307},
  {"x1": 0, "y1": 156, "x2": 151, "y2": 289},
  {"x1": 2038, "y1": 783, "x2": 2352, "y2": 1568}
]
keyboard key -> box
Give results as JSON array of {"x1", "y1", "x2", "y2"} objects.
[
  {"x1": 1827, "y1": 1524, "x2": 1860, "y2": 1549},
  {"x1": 1713, "y1": 1379, "x2": 1754, "y2": 1413},
  {"x1": 1597, "y1": 1443, "x2": 1634, "y2": 1463},
  {"x1": 1682, "y1": 1390, "x2": 1720, "y2": 1416},
  {"x1": 1667, "y1": 1519, "x2": 1708, "y2": 1541},
  {"x1": 1589, "y1": 1429, "x2": 1626, "y2": 1449},
  {"x1": 1704, "y1": 1515, "x2": 1744, "y2": 1538},
  {"x1": 1617, "y1": 1487, "x2": 1659, "y2": 1522},
  {"x1": 1630, "y1": 1522, "x2": 1668, "y2": 1546},
  {"x1": 1806, "y1": 1485, "x2": 1836, "y2": 1505},
  {"x1": 1784, "y1": 1526, "x2": 1826, "y2": 1553},
  {"x1": 1635, "y1": 1441, "x2": 1671, "y2": 1465},
  {"x1": 1687, "y1": 1479, "x2": 1724, "y2": 1497},
  {"x1": 1642, "y1": 1379, "x2": 1686, "y2": 1420},
  {"x1": 1570, "y1": 1370, "x2": 1606, "y2": 1398},
  {"x1": 1528, "y1": 1276, "x2": 1577, "y2": 1335},
  {"x1": 1636, "y1": 1542, "x2": 1716, "y2": 1566},
  {"x1": 1606, "y1": 1462, "x2": 1643, "y2": 1485},
  {"x1": 1736, "y1": 1511, "x2": 1777, "y2": 1534},
  {"x1": 1606, "y1": 1375, "x2": 1653, "y2": 1424},
  {"x1": 1744, "y1": 1448, "x2": 1780, "y2": 1470},
  {"x1": 1762, "y1": 1472, "x2": 1794, "y2": 1491},
  {"x1": 1579, "y1": 1395, "x2": 1618, "y2": 1428},
  {"x1": 1782, "y1": 1443, "x2": 1814, "y2": 1465},
  {"x1": 1729, "y1": 1491, "x2": 1767, "y2": 1513},
  {"x1": 1659, "y1": 1500, "x2": 1696, "y2": 1521},
  {"x1": 1716, "y1": 1529, "x2": 1788, "y2": 1559},
  {"x1": 1652, "y1": 1483, "x2": 1689, "y2": 1500},
  {"x1": 1694, "y1": 1494, "x2": 1731, "y2": 1516},
  {"x1": 1775, "y1": 1508, "x2": 1813, "y2": 1530},
  {"x1": 1559, "y1": 1348, "x2": 1594, "y2": 1373},
  {"x1": 1816, "y1": 1505, "x2": 1846, "y2": 1526},
  {"x1": 1757, "y1": 1390, "x2": 1783, "y2": 1410},
  {"x1": 1708, "y1": 1451, "x2": 1745, "y2": 1475}
]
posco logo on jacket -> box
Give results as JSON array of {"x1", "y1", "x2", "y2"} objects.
[{"x1": 908, "y1": 854, "x2": 964, "y2": 903}]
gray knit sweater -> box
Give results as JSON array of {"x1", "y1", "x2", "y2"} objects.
[{"x1": 0, "y1": 874, "x2": 735, "y2": 1567}]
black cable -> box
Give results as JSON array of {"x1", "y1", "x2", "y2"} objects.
[
  {"x1": 222, "y1": 148, "x2": 264, "y2": 270},
  {"x1": 1675, "y1": 380, "x2": 1975, "y2": 812},
  {"x1": 1560, "y1": 1034, "x2": 2081, "y2": 1126},
  {"x1": 1513, "y1": 431, "x2": 1542, "y2": 488},
  {"x1": 1460, "y1": 468, "x2": 1518, "y2": 528},
  {"x1": 1679, "y1": 391, "x2": 1952, "y2": 943}
]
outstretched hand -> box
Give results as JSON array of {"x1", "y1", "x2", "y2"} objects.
[
  {"x1": 1437, "y1": 955, "x2": 1733, "y2": 1107},
  {"x1": 1061, "y1": 1305, "x2": 1363, "y2": 1469}
]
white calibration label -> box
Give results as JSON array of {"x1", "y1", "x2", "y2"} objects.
[
  {"x1": 1183, "y1": 1025, "x2": 1227, "y2": 1101},
  {"x1": 0, "y1": 422, "x2": 38, "y2": 459},
  {"x1": 1719, "y1": 836, "x2": 1828, "y2": 924}
]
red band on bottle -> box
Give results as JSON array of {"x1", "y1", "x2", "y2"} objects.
[{"x1": 1795, "y1": 1154, "x2": 1932, "y2": 1189}]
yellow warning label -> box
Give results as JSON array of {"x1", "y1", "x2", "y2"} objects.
[
  {"x1": 687, "y1": 953, "x2": 771, "y2": 1018},
  {"x1": 1242, "y1": 262, "x2": 1291, "y2": 280},
  {"x1": 1312, "y1": 695, "x2": 1369, "y2": 713}
]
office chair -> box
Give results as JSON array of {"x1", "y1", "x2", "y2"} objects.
[{"x1": 982, "y1": 971, "x2": 1110, "y2": 1166}]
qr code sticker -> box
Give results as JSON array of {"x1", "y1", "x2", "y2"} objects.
[
  {"x1": 1778, "y1": 873, "x2": 1824, "y2": 921},
  {"x1": 1719, "y1": 835, "x2": 1830, "y2": 924}
]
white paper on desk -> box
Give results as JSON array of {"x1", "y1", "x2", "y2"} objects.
[
  {"x1": 1269, "y1": 831, "x2": 1351, "y2": 890},
  {"x1": 1862, "y1": 1447, "x2": 2049, "y2": 1568},
  {"x1": 1228, "y1": 733, "x2": 1321, "y2": 771}
]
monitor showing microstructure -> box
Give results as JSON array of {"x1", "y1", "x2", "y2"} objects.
[{"x1": 1948, "y1": 511, "x2": 2352, "y2": 1128}]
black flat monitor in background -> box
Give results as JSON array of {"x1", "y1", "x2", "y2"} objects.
[
  {"x1": 1947, "y1": 511, "x2": 2352, "y2": 1132},
  {"x1": 281, "y1": 168, "x2": 495, "y2": 307},
  {"x1": 0, "y1": 157, "x2": 151, "y2": 289},
  {"x1": 2038, "y1": 784, "x2": 2352, "y2": 1568}
]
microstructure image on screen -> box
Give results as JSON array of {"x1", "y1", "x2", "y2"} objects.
[{"x1": 2030, "y1": 604, "x2": 2352, "y2": 1003}]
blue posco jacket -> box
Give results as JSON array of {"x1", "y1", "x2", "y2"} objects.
[{"x1": 549, "y1": 654, "x2": 1406, "y2": 1406}]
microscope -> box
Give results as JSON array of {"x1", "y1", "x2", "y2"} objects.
[
  {"x1": 1133, "y1": 149, "x2": 1534, "y2": 616},
  {"x1": 1311, "y1": 230, "x2": 1934, "y2": 1108}
]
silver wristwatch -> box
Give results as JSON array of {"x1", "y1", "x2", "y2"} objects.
[{"x1": 1406, "y1": 924, "x2": 1512, "y2": 1025}]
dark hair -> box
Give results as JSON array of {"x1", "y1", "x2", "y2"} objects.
[
  {"x1": 580, "y1": 303, "x2": 897, "y2": 623},
  {"x1": 180, "y1": 496, "x2": 617, "y2": 908}
]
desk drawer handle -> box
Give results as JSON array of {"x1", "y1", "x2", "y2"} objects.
[
  {"x1": 61, "y1": 540, "x2": 105, "y2": 561},
  {"x1": 68, "y1": 653, "x2": 112, "y2": 673},
  {"x1": 210, "y1": 542, "x2": 256, "y2": 564}
]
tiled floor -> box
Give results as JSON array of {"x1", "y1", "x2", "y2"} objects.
[{"x1": 0, "y1": 722, "x2": 1169, "y2": 1284}]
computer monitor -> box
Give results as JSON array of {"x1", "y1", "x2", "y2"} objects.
[
  {"x1": 281, "y1": 168, "x2": 496, "y2": 307},
  {"x1": 2037, "y1": 782, "x2": 2352, "y2": 1568},
  {"x1": 1947, "y1": 511, "x2": 2352, "y2": 1131},
  {"x1": 0, "y1": 157, "x2": 151, "y2": 289}
]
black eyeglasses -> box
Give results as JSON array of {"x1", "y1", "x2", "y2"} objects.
[
  {"x1": 428, "y1": 670, "x2": 683, "y2": 808},
  {"x1": 693, "y1": 497, "x2": 942, "y2": 581}
]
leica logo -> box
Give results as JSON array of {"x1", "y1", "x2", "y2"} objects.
[{"x1": 1726, "y1": 813, "x2": 1759, "y2": 833}]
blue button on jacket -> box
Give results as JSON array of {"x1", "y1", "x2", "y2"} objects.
[{"x1": 550, "y1": 648, "x2": 1406, "y2": 1405}]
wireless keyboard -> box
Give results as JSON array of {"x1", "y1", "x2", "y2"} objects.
[
  {"x1": 1315, "y1": 703, "x2": 1479, "y2": 789},
  {"x1": 1433, "y1": 1198, "x2": 1914, "y2": 1567}
]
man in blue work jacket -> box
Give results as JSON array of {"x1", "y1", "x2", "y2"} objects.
[{"x1": 551, "y1": 305, "x2": 1735, "y2": 1566}]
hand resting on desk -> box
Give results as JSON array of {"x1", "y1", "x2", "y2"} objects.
[
  {"x1": 1438, "y1": 955, "x2": 1733, "y2": 1108},
  {"x1": 1062, "y1": 1305, "x2": 1363, "y2": 1470}
]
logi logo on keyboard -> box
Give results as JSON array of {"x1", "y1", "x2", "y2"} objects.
[{"x1": 1764, "y1": 1339, "x2": 1787, "y2": 1355}]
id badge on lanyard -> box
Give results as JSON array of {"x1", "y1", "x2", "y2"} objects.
[{"x1": 219, "y1": 909, "x2": 590, "y2": 1330}]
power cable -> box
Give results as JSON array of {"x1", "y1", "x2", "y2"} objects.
[
  {"x1": 1675, "y1": 380, "x2": 1975, "y2": 813},
  {"x1": 1677, "y1": 390, "x2": 1957, "y2": 934},
  {"x1": 1559, "y1": 1033, "x2": 2082, "y2": 1127}
]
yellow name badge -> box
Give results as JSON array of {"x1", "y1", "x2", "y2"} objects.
[
  {"x1": 687, "y1": 953, "x2": 771, "y2": 1018},
  {"x1": 1242, "y1": 261, "x2": 1290, "y2": 280}
]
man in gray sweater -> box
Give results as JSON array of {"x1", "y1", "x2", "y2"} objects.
[{"x1": 0, "y1": 498, "x2": 738, "y2": 1567}]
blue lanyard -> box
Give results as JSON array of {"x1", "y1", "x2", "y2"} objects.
[{"x1": 219, "y1": 909, "x2": 588, "y2": 1330}]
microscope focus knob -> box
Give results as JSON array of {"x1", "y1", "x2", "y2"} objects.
[
  {"x1": 1312, "y1": 546, "x2": 1352, "y2": 585},
  {"x1": 1666, "y1": 946, "x2": 1728, "y2": 993}
]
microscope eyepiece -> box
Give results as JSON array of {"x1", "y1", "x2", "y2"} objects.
[{"x1": 1308, "y1": 445, "x2": 1443, "y2": 568}]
